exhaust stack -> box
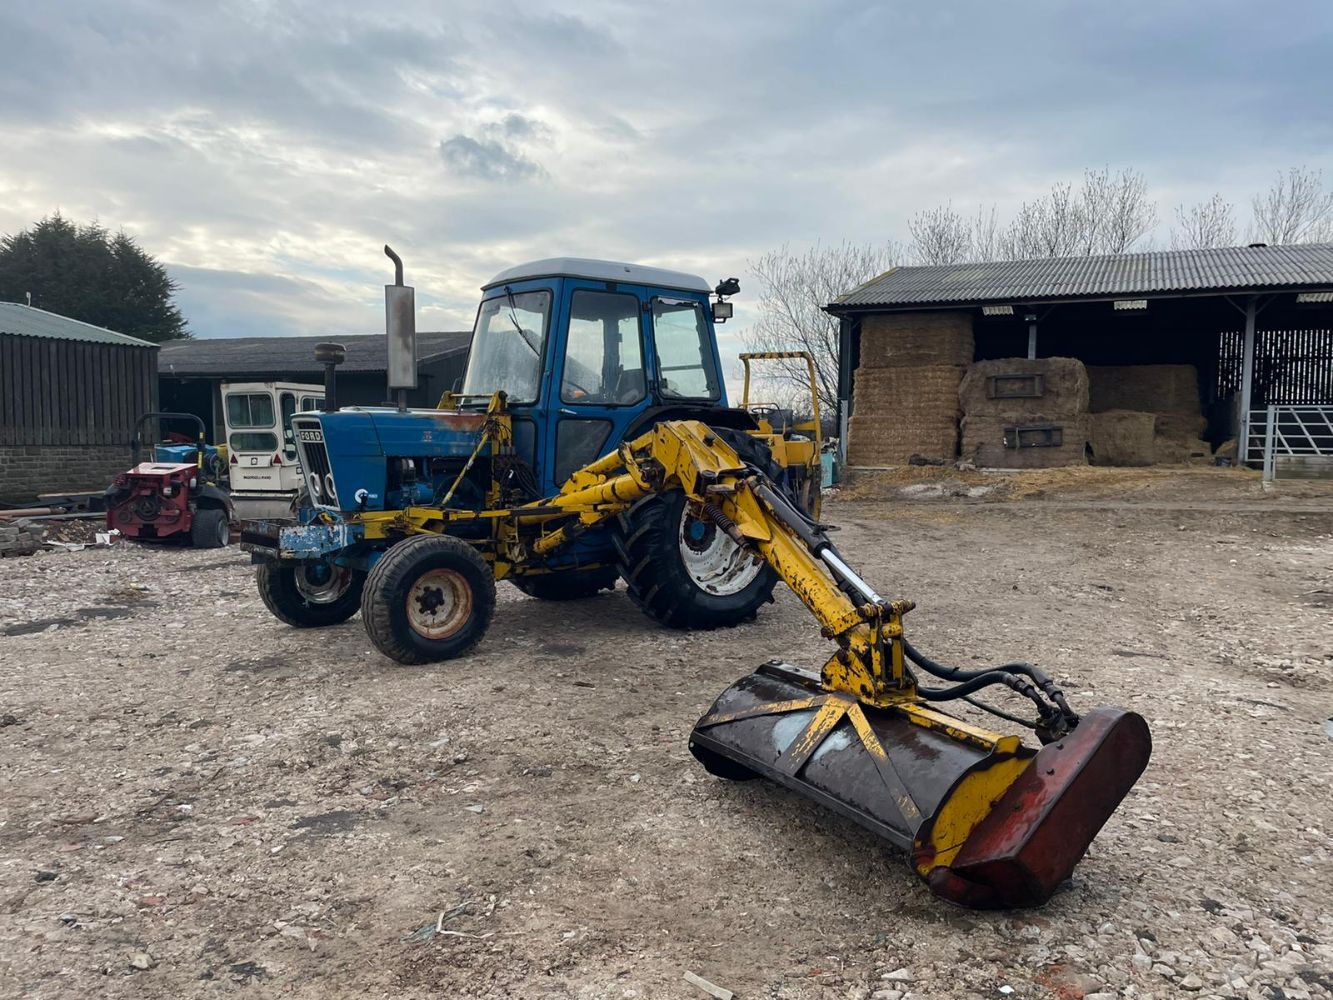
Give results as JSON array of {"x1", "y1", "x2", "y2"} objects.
[
  {"x1": 314, "y1": 342, "x2": 346, "y2": 412},
  {"x1": 384, "y1": 244, "x2": 417, "y2": 412}
]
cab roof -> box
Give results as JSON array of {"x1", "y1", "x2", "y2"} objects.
[{"x1": 483, "y1": 257, "x2": 711, "y2": 294}]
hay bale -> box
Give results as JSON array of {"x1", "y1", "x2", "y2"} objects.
[
  {"x1": 846, "y1": 364, "x2": 963, "y2": 466},
  {"x1": 1087, "y1": 365, "x2": 1201, "y2": 415},
  {"x1": 961, "y1": 414, "x2": 1090, "y2": 468},
  {"x1": 959, "y1": 357, "x2": 1089, "y2": 418},
  {"x1": 1089, "y1": 410, "x2": 1156, "y2": 466},
  {"x1": 859, "y1": 312, "x2": 974, "y2": 368},
  {"x1": 851, "y1": 365, "x2": 965, "y2": 416},
  {"x1": 846, "y1": 416, "x2": 959, "y2": 466},
  {"x1": 1153, "y1": 438, "x2": 1213, "y2": 464},
  {"x1": 1152, "y1": 412, "x2": 1208, "y2": 439}
]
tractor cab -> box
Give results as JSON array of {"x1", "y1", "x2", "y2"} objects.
[{"x1": 458, "y1": 258, "x2": 737, "y2": 493}]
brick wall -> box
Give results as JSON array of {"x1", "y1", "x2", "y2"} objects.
[{"x1": 0, "y1": 445, "x2": 133, "y2": 503}]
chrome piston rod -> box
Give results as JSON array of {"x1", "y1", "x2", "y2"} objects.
[{"x1": 820, "y1": 548, "x2": 884, "y2": 605}]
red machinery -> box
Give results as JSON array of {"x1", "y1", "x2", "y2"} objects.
[{"x1": 105, "y1": 413, "x2": 234, "y2": 548}]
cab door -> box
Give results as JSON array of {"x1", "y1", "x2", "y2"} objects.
[
  {"x1": 223, "y1": 389, "x2": 284, "y2": 492},
  {"x1": 276, "y1": 391, "x2": 301, "y2": 491},
  {"x1": 545, "y1": 283, "x2": 650, "y2": 489}
]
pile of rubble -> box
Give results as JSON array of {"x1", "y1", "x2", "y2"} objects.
[{"x1": 0, "y1": 520, "x2": 45, "y2": 557}]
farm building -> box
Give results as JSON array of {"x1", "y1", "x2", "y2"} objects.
[
  {"x1": 827, "y1": 243, "x2": 1333, "y2": 473},
  {"x1": 0, "y1": 302, "x2": 158, "y2": 503},
  {"x1": 157, "y1": 331, "x2": 471, "y2": 442}
]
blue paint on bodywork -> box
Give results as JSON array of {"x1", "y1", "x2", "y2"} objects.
[{"x1": 278, "y1": 521, "x2": 360, "y2": 559}]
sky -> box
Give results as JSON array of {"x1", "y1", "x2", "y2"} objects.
[{"x1": 2, "y1": 0, "x2": 1332, "y2": 362}]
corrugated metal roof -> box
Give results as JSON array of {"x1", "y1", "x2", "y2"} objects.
[
  {"x1": 158, "y1": 331, "x2": 471, "y2": 376},
  {"x1": 0, "y1": 301, "x2": 158, "y2": 347},
  {"x1": 830, "y1": 243, "x2": 1333, "y2": 311}
]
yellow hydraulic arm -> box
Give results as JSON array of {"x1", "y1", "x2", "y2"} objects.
[{"x1": 524, "y1": 419, "x2": 1056, "y2": 725}]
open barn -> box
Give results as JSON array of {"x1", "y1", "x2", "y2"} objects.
[{"x1": 827, "y1": 244, "x2": 1333, "y2": 474}]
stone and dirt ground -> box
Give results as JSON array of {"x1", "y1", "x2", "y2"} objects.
[{"x1": 0, "y1": 468, "x2": 1330, "y2": 1000}]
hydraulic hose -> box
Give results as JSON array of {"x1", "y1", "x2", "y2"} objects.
[
  {"x1": 962, "y1": 695, "x2": 1038, "y2": 730},
  {"x1": 916, "y1": 670, "x2": 1067, "y2": 738},
  {"x1": 901, "y1": 637, "x2": 1077, "y2": 722}
]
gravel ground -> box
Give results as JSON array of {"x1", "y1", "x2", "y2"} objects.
[{"x1": 0, "y1": 478, "x2": 1330, "y2": 1000}]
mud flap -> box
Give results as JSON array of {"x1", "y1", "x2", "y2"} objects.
[{"x1": 689, "y1": 664, "x2": 1150, "y2": 909}]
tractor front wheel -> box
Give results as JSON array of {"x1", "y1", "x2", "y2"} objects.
[
  {"x1": 361, "y1": 535, "x2": 496, "y2": 665},
  {"x1": 614, "y1": 489, "x2": 777, "y2": 630},
  {"x1": 257, "y1": 561, "x2": 365, "y2": 627}
]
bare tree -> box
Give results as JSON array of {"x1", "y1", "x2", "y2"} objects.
[
  {"x1": 1083, "y1": 167, "x2": 1158, "y2": 253},
  {"x1": 742, "y1": 241, "x2": 903, "y2": 416},
  {"x1": 1249, "y1": 166, "x2": 1333, "y2": 244},
  {"x1": 1000, "y1": 181, "x2": 1086, "y2": 258},
  {"x1": 1170, "y1": 194, "x2": 1237, "y2": 249},
  {"x1": 971, "y1": 206, "x2": 1003, "y2": 261},
  {"x1": 908, "y1": 204, "x2": 972, "y2": 265},
  {"x1": 999, "y1": 169, "x2": 1155, "y2": 259}
]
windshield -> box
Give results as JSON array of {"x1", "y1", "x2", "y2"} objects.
[
  {"x1": 651, "y1": 298, "x2": 720, "y2": 400},
  {"x1": 226, "y1": 393, "x2": 276, "y2": 428},
  {"x1": 461, "y1": 289, "x2": 551, "y2": 404}
]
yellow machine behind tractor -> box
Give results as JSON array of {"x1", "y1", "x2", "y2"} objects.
[{"x1": 241, "y1": 249, "x2": 1151, "y2": 909}]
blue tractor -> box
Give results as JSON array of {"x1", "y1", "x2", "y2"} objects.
[
  {"x1": 240, "y1": 249, "x2": 1151, "y2": 909},
  {"x1": 243, "y1": 250, "x2": 821, "y2": 653}
]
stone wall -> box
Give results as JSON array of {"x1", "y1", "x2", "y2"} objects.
[{"x1": 0, "y1": 445, "x2": 132, "y2": 504}]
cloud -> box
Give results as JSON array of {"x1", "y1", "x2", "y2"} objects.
[
  {"x1": 0, "y1": 0, "x2": 1328, "y2": 344},
  {"x1": 439, "y1": 134, "x2": 546, "y2": 182}
]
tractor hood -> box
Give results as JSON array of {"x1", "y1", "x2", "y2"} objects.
[{"x1": 291, "y1": 407, "x2": 492, "y2": 513}]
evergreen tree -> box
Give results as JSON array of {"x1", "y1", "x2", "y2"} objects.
[{"x1": 0, "y1": 214, "x2": 189, "y2": 341}]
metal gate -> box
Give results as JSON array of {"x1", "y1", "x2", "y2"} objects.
[
  {"x1": 1245, "y1": 406, "x2": 1333, "y2": 480},
  {"x1": 1218, "y1": 328, "x2": 1333, "y2": 406}
]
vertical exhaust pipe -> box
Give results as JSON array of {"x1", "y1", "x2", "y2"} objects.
[
  {"x1": 384, "y1": 245, "x2": 417, "y2": 413},
  {"x1": 314, "y1": 343, "x2": 346, "y2": 412}
]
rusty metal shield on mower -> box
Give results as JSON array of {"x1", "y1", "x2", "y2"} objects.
[{"x1": 689, "y1": 663, "x2": 1150, "y2": 909}]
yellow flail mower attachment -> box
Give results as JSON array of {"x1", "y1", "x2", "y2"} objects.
[
  {"x1": 565, "y1": 419, "x2": 1152, "y2": 908},
  {"x1": 339, "y1": 411, "x2": 1150, "y2": 908}
]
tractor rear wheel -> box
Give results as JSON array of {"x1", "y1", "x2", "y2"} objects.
[
  {"x1": 510, "y1": 567, "x2": 617, "y2": 600},
  {"x1": 257, "y1": 561, "x2": 364, "y2": 627},
  {"x1": 613, "y1": 489, "x2": 777, "y2": 630},
  {"x1": 361, "y1": 535, "x2": 496, "y2": 665},
  {"x1": 190, "y1": 507, "x2": 231, "y2": 548}
]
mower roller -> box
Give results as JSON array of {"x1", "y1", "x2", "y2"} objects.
[{"x1": 242, "y1": 250, "x2": 1151, "y2": 908}]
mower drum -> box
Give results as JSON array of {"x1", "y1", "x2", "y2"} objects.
[{"x1": 690, "y1": 663, "x2": 1151, "y2": 909}]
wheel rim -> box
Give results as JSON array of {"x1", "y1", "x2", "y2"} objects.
[
  {"x1": 406, "y1": 568, "x2": 472, "y2": 640},
  {"x1": 216, "y1": 516, "x2": 230, "y2": 546},
  {"x1": 678, "y1": 506, "x2": 762, "y2": 597},
  {"x1": 295, "y1": 562, "x2": 352, "y2": 604}
]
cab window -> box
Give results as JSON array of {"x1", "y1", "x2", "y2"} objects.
[
  {"x1": 651, "y1": 298, "x2": 720, "y2": 401},
  {"x1": 562, "y1": 290, "x2": 645, "y2": 404},
  {"x1": 226, "y1": 393, "x2": 276, "y2": 428},
  {"x1": 230, "y1": 431, "x2": 279, "y2": 453},
  {"x1": 280, "y1": 392, "x2": 298, "y2": 458},
  {"x1": 461, "y1": 289, "x2": 551, "y2": 404}
]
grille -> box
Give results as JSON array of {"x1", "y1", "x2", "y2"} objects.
[{"x1": 292, "y1": 416, "x2": 339, "y2": 507}]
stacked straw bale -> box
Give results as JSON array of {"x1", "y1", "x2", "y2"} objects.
[
  {"x1": 1087, "y1": 365, "x2": 1210, "y2": 463},
  {"x1": 845, "y1": 312, "x2": 972, "y2": 466},
  {"x1": 958, "y1": 357, "x2": 1091, "y2": 468},
  {"x1": 858, "y1": 312, "x2": 975, "y2": 368},
  {"x1": 1089, "y1": 410, "x2": 1156, "y2": 466}
]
